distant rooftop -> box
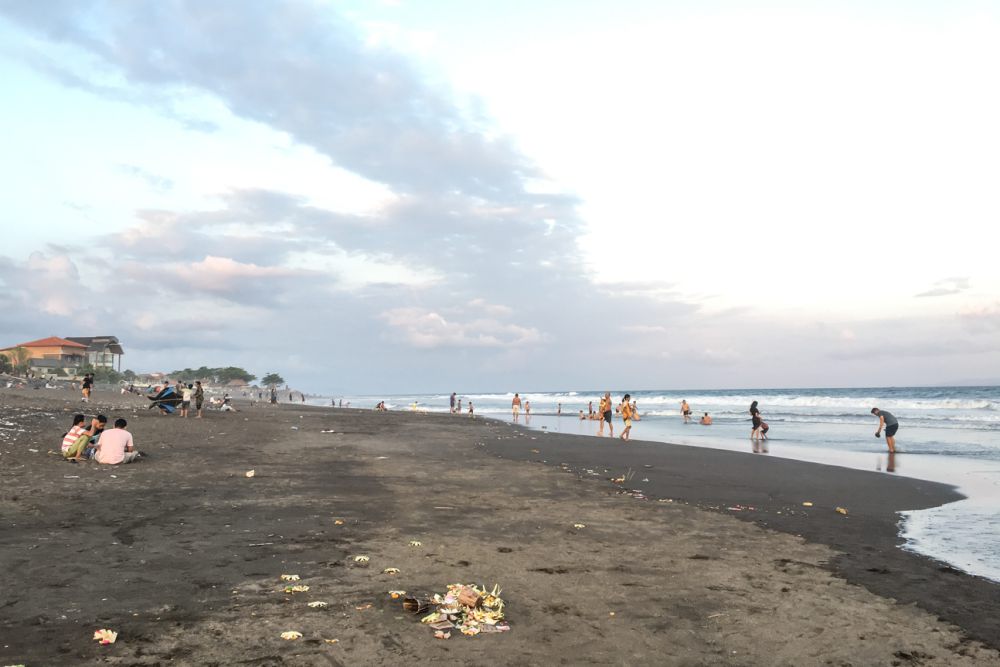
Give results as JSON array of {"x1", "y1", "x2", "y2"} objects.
[
  {"x1": 66, "y1": 336, "x2": 124, "y2": 355},
  {"x1": 11, "y1": 336, "x2": 88, "y2": 349}
]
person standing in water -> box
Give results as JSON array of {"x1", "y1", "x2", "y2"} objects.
[
  {"x1": 871, "y1": 407, "x2": 899, "y2": 453},
  {"x1": 512, "y1": 393, "x2": 522, "y2": 421},
  {"x1": 599, "y1": 392, "x2": 614, "y2": 437},
  {"x1": 620, "y1": 394, "x2": 635, "y2": 441},
  {"x1": 749, "y1": 400, "x2": 761, "y2": 436}
]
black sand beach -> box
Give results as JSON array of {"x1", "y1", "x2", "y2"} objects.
[{"x1": 1, "y1": 388, "x2": 999, "y2": 666}]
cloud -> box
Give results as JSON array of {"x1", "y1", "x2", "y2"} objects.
[
  {"x1": 0, "y1": 0, "x2": 537, "y2": 200},
  {"x1": 3, "y1": 2, "x2": 998, "y2": 392},
  {"x1": 380, "y1": 307, "x2": 545, "y2": 349},
  {"x1": 916, "y1": 277, "x2": 970, "y2": 298},
  {"x1": 116, "y1": 163, "x2": 174, "y2": 192},
  {"x1": 959, "y1": 302, "x2": 1000, "y2": 333}
]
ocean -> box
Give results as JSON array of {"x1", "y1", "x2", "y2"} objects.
[{"x1": 311, "y1": 386, "x2": 1000, "y2": 582}]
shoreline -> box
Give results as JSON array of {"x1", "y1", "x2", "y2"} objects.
[
  {"x1": 2, "y1": 388, "x2": 999, "y2": 664},
  {"x1": 477, "y1": 417, "x2": 1000, "y2": 647},
  {"x1": 482, "y1": 409, "x2": 1000, "y2": 581}
]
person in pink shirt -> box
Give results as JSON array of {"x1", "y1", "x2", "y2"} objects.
[{"x1": 94, "y1": 418, "x2": 142, "y2": 465}]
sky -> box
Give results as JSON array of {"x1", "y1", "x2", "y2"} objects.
[{"x1": 1, "y1": 0, "x2": 998, "y2": 393}]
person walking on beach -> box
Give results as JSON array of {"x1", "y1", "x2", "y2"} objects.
[
  {"x1": 871, "y1": 407, "x2": 899, "y2": 453},
  {"x1": 512, "y1": 393, "x2": 522, "y2": 421},
  {"x1": 450, "y1": 392, "x2": 456, "y2": 414},
  {"x1": 681, "y1": 399, "x2": 691, "y2": 423},
  {"x1": 620, "y1": 394, "x2": 635, "y2": 441},
  {"x1": 468, "y1": 401, "x2": 474, "y2": 416},
  {"x1": 750, "y1": 400, "x2": 761, "y2": 439},
  {"x1": 81, "y1": 373, "x2": 93, "y2": 402}
]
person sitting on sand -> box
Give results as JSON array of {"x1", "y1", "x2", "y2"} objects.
[
  {"x1": 220, "y1": 393, "x2": 238, "y2": 412},
  {"x1": 62, "y1": 414, "x2": 104, "y2": 461},
  {"x1": 94, "y1": 418, "x2": 141, "y2": 465},
  {"x1": 700, "y1": 412, "x2": 712, "y2": 425}
]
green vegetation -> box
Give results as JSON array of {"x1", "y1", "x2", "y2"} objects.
[
  {"x1": 261, "y1": 372, "x2": 285, "y2": 387},
  {"x1": 0, "y1": 354, "x2": 10, "y2": 374},
  {"x1": 80, "y1": 364, "x2": 123, "y2": 384},
  {"x1": 7, "y1": 347, "x2": 31, "y2": 375},
  {"x1": 123, "y1": 369, "x2": 137, "y2": 381},
  {"x1": 169, "y1": 366, "x2": 257, "y2": 384}
]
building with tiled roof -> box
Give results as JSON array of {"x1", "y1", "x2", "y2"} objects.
[{"x1": 0, "y1": 336, "x2": 88, "y2": 379}]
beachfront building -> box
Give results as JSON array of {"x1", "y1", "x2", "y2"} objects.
[
  {"x1": 0, "y1": 336, "x2": 88, "y2": 379},
  {"x1": 65, "y1": 336, "x2": 125, "y2": 371}
]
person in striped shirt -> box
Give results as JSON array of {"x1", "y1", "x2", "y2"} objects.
[{"x1": 61, "y1": 414, "x2": 106, "y2": 461}]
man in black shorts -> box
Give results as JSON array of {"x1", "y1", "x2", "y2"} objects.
[{"x1": 871, "y1": 407, "x2": 899, "y2": 453}]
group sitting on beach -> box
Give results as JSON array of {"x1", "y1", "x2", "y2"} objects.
[{"x1": 61, "y1": 414, "x2": 142, "y2": 464}]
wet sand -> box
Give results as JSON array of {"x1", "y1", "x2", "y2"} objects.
[{"x1": 1, "y1": 388, "x2": 998, "y2": 666}]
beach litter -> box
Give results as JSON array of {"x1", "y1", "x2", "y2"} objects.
[
  {"x1": 283, "y1": 584, "x2": 310, "y2": 593},
  {"x1": 403, "y1": 584, "x2": 509, "y2": 638},
  {"x1": 836, "y1": 507, "x2": 849, "y2": 515},
  {"x1": 408, "y1": 540, "x2": 422, "y2": 547},
  {"x1": 280, "y1": 574, "x2": 300, "y2": 581},
  {"x1": 334, "y1": 519, "x2": 345, "y2": 525},
  {"x1": 802, "y1": 501, "x2": 813, "y2": 507},
  {"x1": 389, "y1": 590, "x2": 407, "y2": 599},
  {"x1": 324, "y1": 638, "x2": 340, "y2": 644},
  {"x1": 93, "y1": 628, "x2": 118, "y2": 645},
  {"x1": 573, "y1": 523, "x2": 586, "y2": 529},
  {"x1": 280, "y1": 631, "x2": 303, "y2": 640},
  {"x1": 353, "y1": 555, "x2": 370, "y2": 564},
  {"x1": 383, "y1": 567, "x2": 401, "y2": 575},
  {"x1": 307, "y1": 601, "x2": 329, "y2": 608},
  {"x1": 245, "y1": 470, "x2": 255, "y2": 478}
]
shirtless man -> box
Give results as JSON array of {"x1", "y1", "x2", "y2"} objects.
[
  {"x1": 599, "y1": 392, "x2": 614, "y2": 437},
  {"x1": 512, "y1": 393, "x2": 521, "y2": 421},
  {"x1": 681, "y1": 399, "x2": 691, "y2": 423},
  {"x1": 700, "y1": 412, "x2": 712, "y2": 425}
]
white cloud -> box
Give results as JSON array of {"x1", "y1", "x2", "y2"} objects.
[{"x1": 380, "y1": 307, "x2": 544, "y2": 349}]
